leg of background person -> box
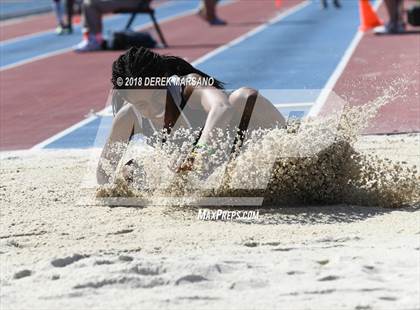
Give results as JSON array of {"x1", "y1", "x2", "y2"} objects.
[
  {"x1": 396, "y1": 0, "x2": 405, "y2": 25},
  {"x1": 81, "y1": 0, "x2": 101, "y2": 36},
  {"x1": 82, "y1": 0, "x2": 140, "y2": 35},
  {"x1": 52, "y1": 0, "x2": 65, "y2": 28},
  {"x1": 66, "y1": 0, "x2": 75, "y2": 32},
  {"x1": 383, "y1": 0, "x2": 405, "y2": 31},
  {"x1": 202, "y1": 0, "x2": 225, "y2": 25},
  {"x1": 77, "y1": 0, "x2": 139, "y2": 51},
  {"x1": 384, "y1": 0, "x2": 399, "y2": 27},
  {"x1": 203, "y1": 0, "x2": 216, "y2": 21},
  {"x1": 197, "y1": 0, "x2": 206, "y2": 18}
]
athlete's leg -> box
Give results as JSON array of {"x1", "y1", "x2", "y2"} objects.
[{"x1": 228, "y1": 87, "x2": 285, "y2": 131}]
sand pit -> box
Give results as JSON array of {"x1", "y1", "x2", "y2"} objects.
[{"x1": 1, "y1": 133, "x2": 419, "y2": 309}]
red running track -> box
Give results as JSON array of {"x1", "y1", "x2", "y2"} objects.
[
  {"x1": 0, "y1": 13, "x2": 57, "y2": 41},
  {"x1": 328, "y1": 2, "x2": 420, "y2": 134}
]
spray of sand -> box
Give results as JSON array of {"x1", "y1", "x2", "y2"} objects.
[{"x1": 97, "y1": 82, "x2": 419, "y2": 208}]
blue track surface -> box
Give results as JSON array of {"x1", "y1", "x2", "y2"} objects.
[
  {"x1": 0, "y1": 1, "x2": 51, "y2": 20},
  {"x1": 43, "y1": 1, "x2": 362, "y2": 149},
  {"x1": 198, "y1": 1, "x2": 360, "y2": 95},
  {"x1": 46, "y1": 116, "x2": 113, "y2": 149}
]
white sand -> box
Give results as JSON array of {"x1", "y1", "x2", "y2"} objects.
[{"x1": 1, "y1": 134, "x2": 419, "y2": 310}]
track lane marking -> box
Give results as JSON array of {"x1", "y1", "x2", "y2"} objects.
[{"x1": 308, "y1": 0, "x2": 383, "y2": 117}]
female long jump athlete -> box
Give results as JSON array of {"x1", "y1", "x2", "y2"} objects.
[{"x1": 97, "y1": 47, "x2": 285, "y2": 184}]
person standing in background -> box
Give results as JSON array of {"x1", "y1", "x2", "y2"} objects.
[
  {"x1": 74, "y1": 0, "x2": 140, "y2": 52},
  {"x1": 52, "y1": 0, "x2": 75, "y2": 34},
  {"x1": 198, "y1": 0, "x2": 226, "y2": 25},
  {"x1": 52, "y1": 0, "x2": 67, "y2": 34},
  {"x1": 375, "y1": 0, "x2": 406, "y2": 34},
  {"x1": 65, "y1": 0, "x2": 75, "y2": 34}
]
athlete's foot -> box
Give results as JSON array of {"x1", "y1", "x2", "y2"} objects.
[
  {"x1": 321, "y1": 0, "x2": 327, "y2": 9},
  {"x1": 121, "y1": 164, "x2": 134, "y2": 183},
  {"x1": 333, "y1": 0, "x2": 341, "y2": 8}
]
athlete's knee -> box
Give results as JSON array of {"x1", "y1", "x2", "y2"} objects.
[{"x1": 229, "y1": 87, "x2": 258, "y2": 107}]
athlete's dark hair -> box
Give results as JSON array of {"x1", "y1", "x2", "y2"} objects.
[{"x1": 111, "y1": 47, "x2": 225, "y2": 90}]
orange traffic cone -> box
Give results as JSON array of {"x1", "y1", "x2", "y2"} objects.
[
  {"x1": 275, "y1": 0, "x2": 282, "y2": 8},
  {"x1": 359, "y1": 0, "x2": 383, "y2": 31}
]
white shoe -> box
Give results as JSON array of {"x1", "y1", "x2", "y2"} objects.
[
  {"x1": 374, "y1": 22, "x2": 405, "y2": 35},
  {"x1": 74, "y1": 35, "x2": 102, "y2": 52}
]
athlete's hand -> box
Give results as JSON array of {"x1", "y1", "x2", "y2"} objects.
[
  {"x1": 122, "y1": 164, "x2": 135, "y2": 182},
  {"x1": 175, "y1": 143, "x2": 215, "y2": 173},
  {"x1": 175, "y1": 155, "x2": 196, "y2": 173}
]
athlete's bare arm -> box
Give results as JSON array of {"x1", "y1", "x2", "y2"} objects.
[
  {"x1": 96, "y1": 104, "x2": 139, "y2": 184},
  {"x1": 183, "y1": 74, "x2": 234, "y2": 145}
]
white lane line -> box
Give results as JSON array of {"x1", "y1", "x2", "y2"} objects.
[
  {"x1": 0, "y1": 46, "x2": 74, "y2": 71},
  {"x1": 31, "y1": 115, "x2": 99, "y2": 149},
  {"x1": 307, "y1": 0, "x2": 383, "y2": 117},
  {"x1": 31, "y1": 0, "x2": 310, "y2": 150}
]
